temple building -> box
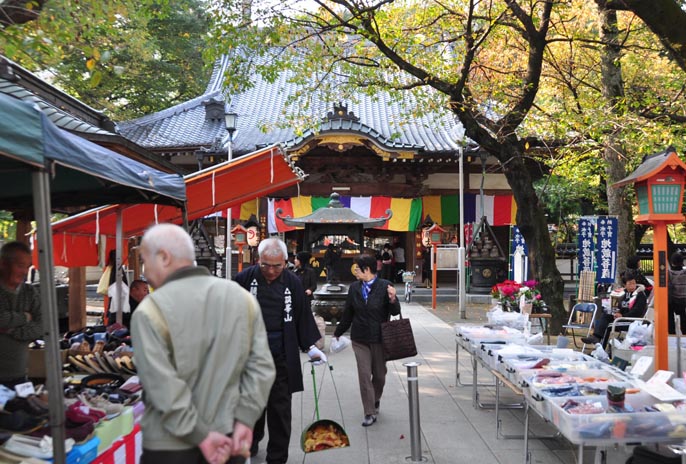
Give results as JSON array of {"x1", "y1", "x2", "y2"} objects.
[
  {"x1": 118, "y1": 55, "x2": 516, "y2": 284},
  {"x1": 0, "y1": 53, "x2": 516, "y2": 287}
]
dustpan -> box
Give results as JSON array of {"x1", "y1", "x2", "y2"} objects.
[{"x1": 301, "y1": 361, "x2": 350, "y2": 453}]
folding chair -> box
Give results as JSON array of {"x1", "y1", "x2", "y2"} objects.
[
  {"x1": 562, "y1": 302, "x2": 598, "y2": 351},
  {"x1": 606, "y1": 305, "x2": 654, "y2": 355}
]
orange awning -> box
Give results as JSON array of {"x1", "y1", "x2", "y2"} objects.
[{"x1": 47, "y1": 145, "x2": 305, "y2": 266}]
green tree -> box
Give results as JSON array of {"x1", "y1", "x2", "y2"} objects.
[
  {"x1": 207, "y1": 0, "x2": 686, "y2": 331},
  {"x1": 1, "y1": 0, "x2": 210, "y2": 119},
  {"x1": 607, "y1": 0, "x2": 686, "y2": 72},
  {"x1": 535, "y1": 1, "x2": 686, "y2": 273},
  {"x1": 207, "y1": 0, "x2": 580, "y2": 330}
]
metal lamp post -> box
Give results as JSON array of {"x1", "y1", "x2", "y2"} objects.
[
  {"x1": 225, "y1": 111, "x2": 237, "y2": 279},
  {"x1": 614, "y1": 146, "x2": 686, "y2": 371},
  {"x1": 458, "y1": 145, "x2": 467, "y2": 319}
]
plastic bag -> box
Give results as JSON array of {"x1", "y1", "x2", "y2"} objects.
[
  {"x1": 627, "y1": 320, "x2": 652, "y2": 344},
  {"x1": 331, "y1": 335, "x2": 351, "y2": 354},
  {"x1": 107, "y1": 282, "x2": 131, "y2": 313},
  {"x1": 590, "y1": 343, "x2": 609, "y2": 362},
  {"x1": 527, "y1": 332, "x2": 544, "y2": 345},
  {"x1": 487, "y1": 306, "x2": 529, "y2": 330}
]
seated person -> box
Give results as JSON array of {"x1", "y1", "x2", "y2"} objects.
[
  {"x1": 622, "y1": 256, "x2": 653, "y2": 295},
  {"x1": 582, "y1": 269, "x2": 647, "y2": 347}
]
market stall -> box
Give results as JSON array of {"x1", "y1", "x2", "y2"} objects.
[
  {"x1": 0, "y1": 93, "x2": 186, "y2": 463},
  {"x1": 45, "y1": 144, "x2": 305, "y2": 267},
  {"x1": 454, "y1": 320, "x2": 686, "y2": 463}
]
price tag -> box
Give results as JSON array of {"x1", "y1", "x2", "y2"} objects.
[
  {"x1": 14, "y1": 382, "x2": 35, "y2": 398},
  {"x1": 648, "y1": 369, "x2": 674, "y2": 385}
]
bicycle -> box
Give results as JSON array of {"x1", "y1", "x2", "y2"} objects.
[{"x1": 402, "y1": 270, "x2": 416, "y2": 303}]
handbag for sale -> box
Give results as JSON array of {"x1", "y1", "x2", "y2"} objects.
[{"x1": 381, "y1": 313, "x2": 417, "y2": 361}]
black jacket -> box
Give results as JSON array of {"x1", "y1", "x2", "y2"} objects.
[
  {"x1": 618, "y1": 285, "x2": 648, "y2": 319},
  {"x1": 234, "y1": 265, "x2": 320, "y2": 393},
  {"x1": 295, "y1": 266, "x2": 318, "y2": 295},
  {"x1": 334, "y1": 277, "x2": 401, "y2": 343}
]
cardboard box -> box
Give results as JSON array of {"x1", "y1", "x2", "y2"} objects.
[{"x1": 28, "y1": 348, "x2": 68, "y2": 379}]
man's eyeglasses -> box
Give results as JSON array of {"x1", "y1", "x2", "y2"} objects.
[{"x1": 260, "y1": 262, "x2": 284, "y2": 270}]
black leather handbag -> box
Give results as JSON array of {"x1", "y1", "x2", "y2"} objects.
[{"x1": 381, "y1": 313, "x2": 417, "y2": 361}]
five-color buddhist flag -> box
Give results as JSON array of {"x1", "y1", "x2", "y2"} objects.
[{"x1": 267, "y1": 194, "x2": 516, "y2": 233}]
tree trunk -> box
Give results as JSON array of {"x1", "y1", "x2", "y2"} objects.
[
  {"x1": 0, "y1": 0, "x2": 47, "y2": 26},
  {"x1": 500, "y1": 147, "x2": 566, "y2": 333},
  {"x1": 597, "y1": 2, "x2": 634, "y2": 284},
  {"x1": 608, "y1": 0, "x2": 686, "y2": 72}
]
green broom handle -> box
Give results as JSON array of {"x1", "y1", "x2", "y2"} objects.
[{"x1": 311, "y1": 363, "x2": 320, "y2": 421}]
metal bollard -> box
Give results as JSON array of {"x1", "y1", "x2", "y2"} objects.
[{"x1": 404, "y1": 361, "x2": 425, "y2": 462}]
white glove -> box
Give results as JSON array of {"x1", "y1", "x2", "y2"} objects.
[{"x1": 307, "y1": 345, "x2": 327, "y2": 365}]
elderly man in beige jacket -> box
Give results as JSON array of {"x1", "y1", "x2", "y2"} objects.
[{"x1": 132, "y1": 224, "x2": 275, "y2": 464}]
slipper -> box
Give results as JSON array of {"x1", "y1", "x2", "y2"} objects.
[
  {"x1": 0, "y1": 411, "x2": 47, "y2": 434},
  {"x1": 103, "y1": 352, "x2": 120, "y2": 373},
  {"x1": 93, "y1": 353, "x2": 113, "y2": 373},
  {"x1": 3, "y1": 433, "x2": 74, "y2": 459},
  {"x1": 83, "y1": 355, "x2": 105, "y2": 374},
  {"x1": 123, "y1": 356, "x2": 136, "y2": 372},
  {"x1": 68, "y1": 356, "x2": 97, "y2": 374}
]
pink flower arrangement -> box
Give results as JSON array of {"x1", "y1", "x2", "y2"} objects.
[{"x1": 491, "y1": 279, "x2": 545, "y2": 312}]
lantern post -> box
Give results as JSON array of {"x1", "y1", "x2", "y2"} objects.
[
  {"x1": 427, "y1": 223, "x2": 446, "y2": 310},
  {"x1": 231, "y1": 224, "x2": 248, "y2": 273},
  {"x1": 614, "y1": 147, "x2": 686, "y2": 371}
]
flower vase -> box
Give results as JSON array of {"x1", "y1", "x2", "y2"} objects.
[{"x1": 521, "y1": 301, "x2": 532, "y2": 315}]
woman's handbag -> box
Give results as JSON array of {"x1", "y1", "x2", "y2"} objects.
[{"x1": 381, "y1": 312, "x2": 417, "y2": 361}]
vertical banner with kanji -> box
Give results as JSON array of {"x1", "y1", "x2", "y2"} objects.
[
  {"x1": 595, "y1": 216, "x2": 618, "y2": 283},
  {"x1": 509, "y1": 226, "x2": 528, "y2": 282},
  {"x1": 578, "y1": 218, "x2": 595, "y2": 274}
]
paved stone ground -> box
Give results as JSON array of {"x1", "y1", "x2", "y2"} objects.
[
  {"x1": 249, "y1": 299, "x2": 636, "y2": 464},
  {"x1": 89, "y1": 286, "x2": 634, "y2": 463}
]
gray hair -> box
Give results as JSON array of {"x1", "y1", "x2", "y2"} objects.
[
  {"x1": 142, "y1": 224, "x2": 195, "y2": 262},
  {"x1": 258, "y1": 237, "x2": 288, "y2": 260}
]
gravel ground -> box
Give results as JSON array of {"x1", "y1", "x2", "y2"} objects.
[{"x1": 418, "y1": 301, "x2": 491, "y2": 326}]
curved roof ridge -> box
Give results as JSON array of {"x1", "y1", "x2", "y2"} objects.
[
  {"x1": 119, "y1": 89, "x2": 225, "y2": 128},
  {"x1": 205, "y1": 55, "x2": 231, "y2": 94},
  {"x1": 284, "y1": 117, "x2": 424, "y2": 151}
]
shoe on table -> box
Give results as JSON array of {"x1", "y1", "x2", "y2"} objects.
[
  {"x1": 361, "y1": 415, "x2": 376, "y2": 427},
  {"x1": 79, "y1": 394, "x2": 123, "y2": 419},
  {"x1": 0, "y1": 410, "x2": 46, "y2": 433},
  {"x1": 29, "y1": 418, "x2": 95, "y2": 444},
  {"x1": 581, "y1": 335, "x2": 600, "y2": 344},
  {"x1": 3, "y1": 397, "x2": 48, "y2": 419}
]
